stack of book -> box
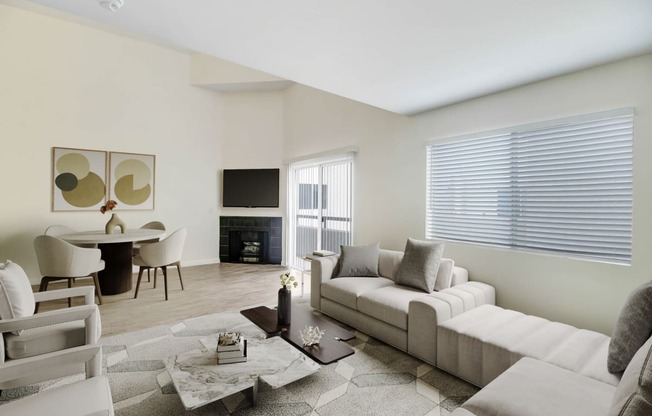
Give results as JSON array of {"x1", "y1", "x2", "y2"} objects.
[{"x1": 216, "y1": 331, "x2": 247, "y2": 364}]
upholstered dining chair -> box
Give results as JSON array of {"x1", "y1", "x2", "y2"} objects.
[
  {"x1": 33, "y1": 235, "x2": 104, "y2": 312},
  {"x1": 133, "y1": 221, "x2": 166, "y2": 282},
  {"x1": 44, "y1": 224, "x2": 96, "y2": 249},
  {"x1": 0, "y1": 261, "x2": 102, "y2": 390},
  {"x1": 133, "y1": 228, "x2": 186, "y2": 301},
  {"x1": 0, "y1": 344, "x2": 113, "y2": 416}
]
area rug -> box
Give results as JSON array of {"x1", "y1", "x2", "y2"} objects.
[{"x1": 1, "y1": 303, "x2": 478, "y2": 415}]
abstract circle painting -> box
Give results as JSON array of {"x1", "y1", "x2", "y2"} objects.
[
  {"x1": 109, "y1": 152, "x2": 155, "y2": 210},
  {"x1": 52, "y1": 148, "x2": 107, "y2": 211}
]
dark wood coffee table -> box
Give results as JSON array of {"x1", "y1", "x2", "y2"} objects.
[{"x1": 241, "y1": 305, "x2": 355, "y2": 364}]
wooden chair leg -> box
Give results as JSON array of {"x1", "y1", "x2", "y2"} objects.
[
  {"x1": 175, "y1": 261, "x2": 184, "y2": 290},
  {"x1": 35, "y1": 277, "x2": 51, "y2": 313},
  {"x1": 162, "y1": 266, "x2": 168, "y2": 301},
  {"x1": 134, "y1": 267, "x2": 145, "y2": 299},
  {"x1": 153, "y1": 268, "x2": 158, "y2": 289},
  {"x1": 92, "y1": 272, "x2": 103, "y2": 305},
  {"x1": 68, "y1": 279, "x2": 73, "y2": 308},
  {"x1": 147, "y1": 268, "x2": 151, "y2": 283}
]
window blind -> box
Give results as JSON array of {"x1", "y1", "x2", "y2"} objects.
[{"x1": 426, "y1": 109, "x2": 633, "y2": 264}]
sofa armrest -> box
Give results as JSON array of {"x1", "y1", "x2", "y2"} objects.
[
  {"x1": 0, "y1": 344, "x2": 103, "y2": 384},
  {"x1": 33, "y1": 286, "x2": 95, "y2": 305},
  {"x1": 408, "y1": 281, "x2": 495, "y2": 365},
  {"x1": 310, "y1": 255, "x2": 339, "y2": 310},
  {"x1": 0, "y1": 304, "x2": 101, "y2": 344}
]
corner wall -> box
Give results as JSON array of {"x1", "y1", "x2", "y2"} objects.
[{"x1": 0, "y1": 5, "x2": 223, "y2": 281}]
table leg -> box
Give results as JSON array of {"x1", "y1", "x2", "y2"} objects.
[
  {"x1": 98, "y1": 242, "x2": 134, "y2": 295},
  {"x1": 244, "y1": 378, "x2": 259, "y2": 406}
]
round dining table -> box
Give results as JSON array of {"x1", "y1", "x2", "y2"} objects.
[{"x1": 59, "y1": 229, "x2": 166, "y2": 295}]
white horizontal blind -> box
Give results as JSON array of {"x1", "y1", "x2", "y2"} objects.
[{"x1": 426, "y1": 109, "x2": 633, "y2": 264}]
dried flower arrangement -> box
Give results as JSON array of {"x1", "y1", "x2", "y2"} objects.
[{"x1": 100, "y1": 199, "x2": 118, "y2": 214}]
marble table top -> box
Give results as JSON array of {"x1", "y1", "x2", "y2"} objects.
[
  {"x1": 59, "y1": 228, "x2": 165, "y2": 244},
  {"x1": 168, "y1": 333, "x2": 320, "y2": 410}
]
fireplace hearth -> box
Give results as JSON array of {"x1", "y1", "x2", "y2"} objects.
[{"x1": 219, "y1": 216, "x2": 282, "y2": 264}]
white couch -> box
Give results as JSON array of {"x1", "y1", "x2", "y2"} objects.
[
  {"x1": 310, "y1": 249, "x2": 496, "y2": 365},
  {"x1": 451, "y1": 335, "x2": 652, "y2": 416}
]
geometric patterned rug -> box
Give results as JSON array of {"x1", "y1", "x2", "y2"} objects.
[{"x1": 0, "y1": 302, "x2": 478, "y2": 415}]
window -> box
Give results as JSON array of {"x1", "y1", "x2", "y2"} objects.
[
  {"x1": 426, "y1": 108, "x2": 633, "y2": 264},
  {"x1": 287, "y1": 151, "x2": 354, "y2": 269}
]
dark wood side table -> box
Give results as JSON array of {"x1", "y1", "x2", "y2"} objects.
[{"x1": 241, "y1": 305, "x2": 356, "y2": 364}]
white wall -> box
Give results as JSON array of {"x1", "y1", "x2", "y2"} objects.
[
  {"x1": 0, "y1": 5, "x2": 223, "y2": 281},
  {"x1": 217, "y1": 90, "x2": 287, "y2": 261},
  {"x1": 284, "y1": 85, "x2": 409, "y2": 249},
  {"x1": 283, "y1": 55, "x2": 652, "y2": 335},
  {"x1": 410, "y1": 55, "x2": 652, "y2": 335}
]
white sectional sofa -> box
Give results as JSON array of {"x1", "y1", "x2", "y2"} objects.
[
  {"x1": 312, "y1": 245, "x2": 652, "y2": 416},
  {"x1": 310, "y1": 248, "x2": 495, "y2": 365}
]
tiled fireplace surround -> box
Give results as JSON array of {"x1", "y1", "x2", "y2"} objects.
[{"x1": 219, "y1": 216, "x2": 282, "y2": 264}]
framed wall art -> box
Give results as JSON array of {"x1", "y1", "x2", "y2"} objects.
[
  {"x1": 109, "y1": 152, "x2": 156, "y2": 210},
  {"x1": 52, "y1": 147, "x2": 107, "y2": 211}
]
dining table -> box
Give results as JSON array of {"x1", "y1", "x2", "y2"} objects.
[{"x1": 59, "y1": 229, "x2": 166, "y2": 295}]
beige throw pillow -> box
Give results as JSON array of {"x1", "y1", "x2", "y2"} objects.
[{"x1": 0, "y1": 261, "x2": 36, "y2": 335}]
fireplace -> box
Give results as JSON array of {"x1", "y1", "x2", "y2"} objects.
[
  {"x1": 229, "y1": 230, "x2": 269, "y2": 263},
  {"x1": 219, "y1": 216, "x2": 282, "y2": 264}
]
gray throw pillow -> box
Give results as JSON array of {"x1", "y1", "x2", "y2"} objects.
[
  {"x1": 608, "y1": 281, "x2": 652, "y2": 373},
  {"x1": 608, "y1": 337, "x2": 652, "y2": 416},
  {"x1": 336, "y1": 243, "x2": 380, "y2": 277},
  {"x1": 395, "y1": 238, "x2": 444, "y2": 293}
]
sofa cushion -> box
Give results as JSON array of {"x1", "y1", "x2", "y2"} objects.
[
  {"x1": 337, "y1": 243, "x2": 380, "y2": 277},
  {"x1": 395, "y1": 238, "x2": 444, "y2": 293},
  {"x1": 608, "y1": 336, "x2": 652, "y2": 416},
  {"x1": 357, "y1": 285, "x2": 426, "y2": 330},
  {"x1": 609, "y1": 281, "x2": 652, "y2": 373},
  {"x1": 434, "y1": 258, "x2": 454, "y2": 291},
  {"x1": 461, "y1": 357, "x2": 616, "y2": 416},
  {"x1": 378, "y1": 249, "x2": 404, "y2": 281},
  {"x1": 321, "y1": 277, "x2": 394, "y2": 310},
  {"x1": 438, "y1": 304, "x2": 620, "y2": 387},
  {"x1": 4, "y1": 321, "x2": 86, "y2": 360},
  {"x1": 0, "y1": 261, "x2": 36, "y2": 335}
]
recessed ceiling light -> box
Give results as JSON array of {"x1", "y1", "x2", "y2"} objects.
[{"x1": 99, "y1": 0, "x2": 124, "y2": 12}]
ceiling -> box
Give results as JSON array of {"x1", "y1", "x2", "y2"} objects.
[{"x1": 7, "y1": 0, "x2": 652, "y2": 115}]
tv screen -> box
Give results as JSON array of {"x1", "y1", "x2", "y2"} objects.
[{"x1": 222, "y1": 168, "x2": 280, "y2": 208}]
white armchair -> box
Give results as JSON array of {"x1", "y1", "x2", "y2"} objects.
[
  {"x1": 0, "y1": 344, "x2": 113, "y2": 416},
  {"x1": 133, "y1": 228, "x2": 186, "y2": 300},
  {"x1": 0, "y1": 261, "x2": 101, "y2": 389}
]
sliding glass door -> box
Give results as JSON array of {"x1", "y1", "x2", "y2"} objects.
[{"x1": 287, "y1": 156, "x2": 353, "y2": 269}]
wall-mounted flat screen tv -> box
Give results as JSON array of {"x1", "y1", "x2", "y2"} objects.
[{"x1": 222, "y1": 168, "x2": 280, "y2": 208}]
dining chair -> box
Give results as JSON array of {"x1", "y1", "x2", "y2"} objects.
[
  {"x1": 33, "y1": 235, "x2": 104, "y2": 312},
  {"x1": 0, "y1": 261, "x2": 101, "y2": 390},
  {"x1": 44, "y1": 224, "x2": 97, "y2": 249},
  {"x1": 133, "y1": 221, "x2": 166, "y2": 282},
  {"x1": 133, "y1": 228, "x2": 186, "y2": 301}
]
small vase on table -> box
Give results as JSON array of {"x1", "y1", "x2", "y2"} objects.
[
  {"x1": 278, "y1": 272, "x2": 298, "y2": 325},
  {"x1": 277, "y1": 287, "x2": 292, "y2": 325}
]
